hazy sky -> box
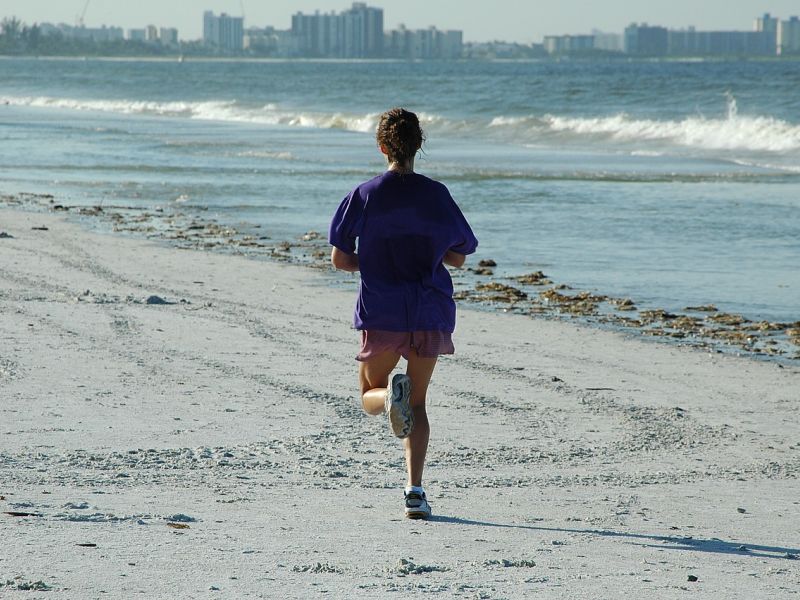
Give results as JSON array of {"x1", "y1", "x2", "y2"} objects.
[{"x1": 3, "y1": 1, "x2": 798, "y2": 42}]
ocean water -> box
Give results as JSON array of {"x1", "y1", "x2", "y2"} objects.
[{"x1": 1, "y1": 57, "x2": 798, "y2": 322}]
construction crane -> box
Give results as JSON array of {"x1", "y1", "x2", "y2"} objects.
[
  {"x1": 76, "y1": 0, "x2": 90, "y2": 28},
  {"x1": 240, "y1": 0, "x2": 246, "y2": 22}
]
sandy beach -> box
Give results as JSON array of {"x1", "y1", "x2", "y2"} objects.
[{"x1": 1, "y1": 206, "x2": 799, "y2": 599}]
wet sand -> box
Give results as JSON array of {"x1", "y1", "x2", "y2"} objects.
[
  {"x1": 4, "y1": 192, "x2": 798, "y2": 363},
  {"x1": 1, "y1": 206, "x2": 799, "y2": 599}
]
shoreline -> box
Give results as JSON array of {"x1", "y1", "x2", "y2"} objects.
[
  {"x1": 3, "y1": 54, "x2": 800, "y2": 63},
  {"x1": 3, "y1": 191, "x2": 798, "y2": 365},
  {"x1": 1, "y1": 205, "x2": 799, "y2": 598}
]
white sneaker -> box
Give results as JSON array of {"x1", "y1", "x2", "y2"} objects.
[
  {"x1": 404, "y1": 490, "x2": 431, "y2": 520},
  {"x1": 385, "y1": 373, "x2": 413, "y2": 438}
]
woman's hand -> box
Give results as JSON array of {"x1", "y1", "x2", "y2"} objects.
[
  {"x1": 331, "y1": 247, "x2": 360, "y2": 272},
  {"x1": 443, "y1": 250, "x2": 466, "y2": 268}
]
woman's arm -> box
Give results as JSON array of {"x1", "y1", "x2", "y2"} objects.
[
  {"x1": 331, "y1": 247, "x2": 360, "y2": 272},
  {"x1": 443, "y1": 249, "x2": 466, "y2": 268}
]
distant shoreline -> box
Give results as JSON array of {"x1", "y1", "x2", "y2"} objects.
[{"x1": 1, "y1": 53, "x2": 800, "y2": 63}]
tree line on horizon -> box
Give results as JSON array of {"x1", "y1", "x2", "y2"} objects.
[
  {"x1": 0, "y1": 17, "x2": 243, "y2": 57},
  {"x1": 0, "y1": 17, "x2": 170, "y2": 56}
]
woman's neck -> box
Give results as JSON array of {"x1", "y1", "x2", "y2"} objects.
[{"x1": 388, "y1": 159, "x2": 415, "y2": 174}]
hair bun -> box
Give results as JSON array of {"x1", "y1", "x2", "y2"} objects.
[{"x1": 376, "y1": 108, "x2": 425, "y2": 165}]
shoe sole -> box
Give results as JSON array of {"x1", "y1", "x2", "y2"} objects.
[
  {"x1": 405, "y1": 510, "x2": 431, "y2": 520},
  {"x1": 388, "y1": 374, "x2": 413, "y2": 438}
]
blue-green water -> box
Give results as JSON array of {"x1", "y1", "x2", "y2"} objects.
[{"x1": 1, "y1": 58, "x2": 798, "y2": 321}]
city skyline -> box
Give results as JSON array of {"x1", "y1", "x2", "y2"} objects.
[{"x1": 3, "y1": 0, "x2": 800, "y2": 43}]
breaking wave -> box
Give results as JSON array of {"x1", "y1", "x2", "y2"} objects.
[
  {"x1": 539, "y1": 113, "x2": 800, "y2": 152},
  {"x1": 4, "y1": 93, "x2": 800, "y2": 155},
  {"x1": 489, "y1": 96, "x2": 800, "y2": 153},
  {"x1": 0, "y1": 95, "x2": 442, "y2": 134}
]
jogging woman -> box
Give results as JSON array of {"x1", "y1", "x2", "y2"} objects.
[{"x1": 328, "y1": 107, "x2": 478, "y2": 519}]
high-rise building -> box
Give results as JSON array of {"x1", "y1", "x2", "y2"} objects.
[
  {"x1": 128, "y1": 28, "x2": 146, "y2": 42},
  {"x1": 386, "y1": 24, "x2": 413, "y2": 58},
  {"x1": 592, "y1": 30, "x2": 623, "y2": 52},
  {"x1": 384, "y1": 25, "x2": 462, "y2": 59},
  {"x1": 778, "y1": 16, "x2": 800, "y2": 55},
  {"x1": 543, "y1": 34, "x2": 595, "y2": 55},
  {"x1": 755, "y1": 13, "x2": 779, "y2": 35},
  {"x1": 203, "y1": 11, "x2": 216, "y2": 43},
  {"x1": 160, "y1": 28, "x2": 179, "y2": 46},
  {"x1": 440, "y1": 30, "x2": 463, "y2": 59},
  {"x1": 292, "y1": 3, "x2": 383, "y2": 58},
  {"x1": 668, "y1": 27, "x2": 777, "y2": 56},
  {"x1": 291, "y1": 11, "x2": 341, "y2": 56},
  {"x1": 413, "y1": 27, "x2": 438, "y2": 59},
  {"x1": 203, "y1": 11, "x2": 244, "y2": 52},
  {"x1": 754, "y1": 12, "x2": 779, "y2": 54},
  {"x1": 291, "y1": 12, "x2": 318, "y2": 55},
  {"x1": 624, "y1": 23, "x2": 668, "y2": 56},
  {"x1": 145, "y1": 25, "x2": 159, "y2": 43},
  {"x1": 666, "y1": 15, "x2": 782, "y2": 57}
]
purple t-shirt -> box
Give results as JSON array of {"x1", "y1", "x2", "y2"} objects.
[{"x1": 329, "y1": 171, "x2": 478, "y2": 333}]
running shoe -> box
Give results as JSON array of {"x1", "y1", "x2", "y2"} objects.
[
  {"x1": 404, "y1": 490, "x2": 431, "y2": 520},
  {"x1": 385, "y1": 373, "x2": 413, "y2": 438}
]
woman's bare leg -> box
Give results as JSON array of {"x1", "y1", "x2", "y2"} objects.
[
  {"x1": 403, "y1": 354, "x2": 438, "y2": 487},
  {"x1": 359, "y1": 351, "x2": 402, "y2": 415},
  {"x1": 359, "y1": 349, "x2": 438, "y2": 488}
]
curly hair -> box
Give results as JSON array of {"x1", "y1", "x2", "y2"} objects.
[{"x1": 376, "y1": 108, "x2": 425, "y2": 165}]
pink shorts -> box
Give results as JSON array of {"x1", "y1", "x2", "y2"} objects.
[{"x1": 356, "y1": 330, "x2": 455, "y2": 362}]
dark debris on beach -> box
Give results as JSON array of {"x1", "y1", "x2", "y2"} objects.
[{"x1": 3, "y1": 192, "x2": 799, "y2": 363}]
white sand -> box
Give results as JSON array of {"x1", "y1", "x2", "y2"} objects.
[{"x1": 1, "y1": 207, "x2": 799, "y2": 599}]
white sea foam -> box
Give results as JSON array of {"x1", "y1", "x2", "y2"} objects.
[
  {"x1": 1, "y1": 95, "x2": 409, "y2": 134},
  {"x1": 5, "y1": 94, "x2": 800, "y2": 155},
  {"x1": 488, "y1": 115, "x2": 528, "y2": 128},
  {"x1": 488, "y1": 97, "x2": 800, "y2": 153},
  {"x1": 5, "y1": 95, "x2": 227, "y2": 117},
  {"x1": 236, "y1": 150, "x2": 295, "y2": 160},
  {"x1": 730, "y1": 159, "x2": 800, "y2": 173},
  {"x1": 630, "y1": 150, "x2": 665, "y2": 157},
  {"x1": 541, "y1": 113, "x2": 800, "y2": 152}
]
